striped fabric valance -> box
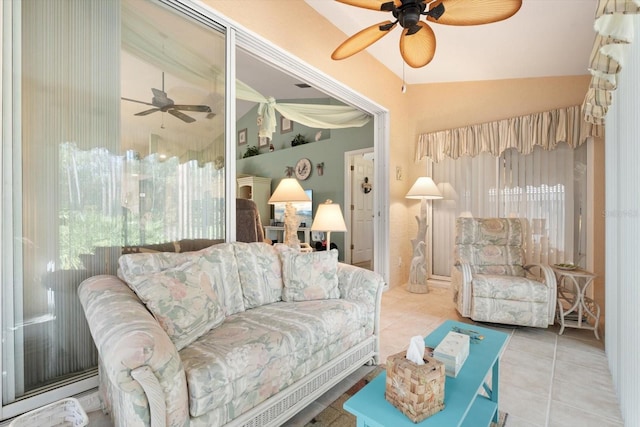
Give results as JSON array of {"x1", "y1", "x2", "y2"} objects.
[
  {"x1": 583, "y1": 0, "x2": 640, "y2": 124},
  {"x1": 416, "y1": 105, "x2": 602, "y2": 163}
]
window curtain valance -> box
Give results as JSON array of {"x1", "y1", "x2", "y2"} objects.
[
  {"x1": 416, "y1": 105, "x2": 602, "y2": 163},
  {"x1": 582, "y1": 0, "x2": 640, "y2": 124},
  {"x1": 122, "y1": 2, "x2": 370, "y2": 140}
]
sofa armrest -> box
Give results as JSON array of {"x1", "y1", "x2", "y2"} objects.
[
  {"x1": 336, "y1": 263, "x2": 385, "y2": 336},
  {"x1": 78, "y1": 275, "x2": 189, "y2": 427}
]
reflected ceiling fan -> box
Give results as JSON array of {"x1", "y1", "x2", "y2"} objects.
[
  {"x1": 331, "y1": 0, "x2": 522, "y2": 68},
  {"x1": 122, "y1": 72, "x2": 212, "y2": 123}
]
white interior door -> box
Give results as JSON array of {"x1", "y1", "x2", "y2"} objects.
[{"x1": 350, "y1": 153, "x2": 374, "y2": 266}]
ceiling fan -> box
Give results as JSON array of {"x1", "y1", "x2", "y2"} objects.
[
  {"x1": 122, "y1": 72, "x2": 213, "y2": 123},
  {"x1": 331, "y1": 0, "x2": 522, "y2": 68}
]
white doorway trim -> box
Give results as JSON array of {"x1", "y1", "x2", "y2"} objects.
[{"x1": 344, "y1": 148, "x2": 375, "y2": 267}]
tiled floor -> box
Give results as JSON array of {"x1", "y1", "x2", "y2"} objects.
[
  {"x1": 87, "y1": 285, "x2": 624, "y2": 427},
  {"x1": 376, "y1": 286, "x2": 623, "y2": 427}
]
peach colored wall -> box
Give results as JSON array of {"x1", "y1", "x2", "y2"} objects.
[
  {"x1": 407, "y1": 76, "x2": 592, "y2": 134},
  {"x1": 202, "y1": 2, "x2": 604, "y2": 295}
]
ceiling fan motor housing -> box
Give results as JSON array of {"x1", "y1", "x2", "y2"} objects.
[{"x1": 396, "y1": 0, "x2": 426, "y2": 28}]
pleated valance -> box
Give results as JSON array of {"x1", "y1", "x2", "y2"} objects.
[
  {"x1": 416, "y1": 105, "x2": 602, "y2": 163},
  {"x1": 582, "y1": 0, "x2": 640, "y2": 124}
]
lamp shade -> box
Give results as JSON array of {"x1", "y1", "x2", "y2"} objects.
[
  {"x1": 405, "y1": 177, "x2": 443, "y2": 199},
  {"x1": 311, "y1": 200, "x2": 347, "y2": 232},
  {"x1": 268, "y1": 178, "x2": 311, "y2": 204}
]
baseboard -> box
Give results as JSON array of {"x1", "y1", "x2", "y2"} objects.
[{"x1": 427, "y1": 278, "x2": 451, "y2": 289}]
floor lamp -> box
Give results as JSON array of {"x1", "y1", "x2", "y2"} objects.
[
  {"x1": 405, "y1": 177, "x2": 443, "y2": 294},
  {"x1": 311, "y1": 199, "x2": 347, "y2": 250},
  {"x1": 268, "y1": 178, "x2": 311, "y2": 248}
]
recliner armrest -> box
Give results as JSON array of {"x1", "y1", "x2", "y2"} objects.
[{"x1": 524, "y1": 263, "x2": 557, "y2": 325}]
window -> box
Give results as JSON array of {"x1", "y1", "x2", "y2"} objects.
[{"x1": 431, "y1": 143, "x2": 588, "y2": 278}]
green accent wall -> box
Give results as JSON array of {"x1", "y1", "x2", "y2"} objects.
[{"x1": 236, "y1": 100, "x2": 373, "y2": 259}]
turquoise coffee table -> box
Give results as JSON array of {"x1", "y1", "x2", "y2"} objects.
[{"x1": 344, "y1": 320, "x2": 509, "y2": 427}]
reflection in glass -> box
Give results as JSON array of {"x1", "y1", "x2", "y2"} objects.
[{"x1": 2, "y1": 0, "x2": 226, "y2": 411}]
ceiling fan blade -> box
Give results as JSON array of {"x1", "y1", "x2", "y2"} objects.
[
  {"x1": 400, "y1": 21, "x2": 436, "y2": 68},
  {"x1": 168, "y1": 109, "x2": 196, "y2": 123},
  {"x1": 336, "y1": 0, "x2": 401, "y2": 12},
  {"x1": 332, "y1": 20, "x2": 397, "y2": 60},
  {"x1": 427, "y1": 0, "x2": 522, "y2": 26},
  {"x1": 134, "y1": 108, "x2": 160, "y2": 116},
  {"x1": 121, "y1": 97, "x2": 154, "y2": 106},
  {"x1": 172, "y1": 104, "x2": 212, "y2": 113}
]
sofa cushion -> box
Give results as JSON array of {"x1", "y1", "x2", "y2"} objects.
[
  {"x1": 281, "y1": 249, "x2": 340, "y2": 301},
  {"x1": 123, "y1": 256, "x2": 226, "y2": 351},
  {"x1": 232, "y1": 242, "x2": 284, "y2": 308},
  {"x1": 455, "y1": 244, "x2": 525, "y2": 273},
  {"x1": 118, "y1": 243, "x2": 245, "y2": 317},
  {"x1": 199, "y1": 244, "x2": 245, "y2": 316},
  {"x1": 118, "y1": 251, "x2": 200, "y2": 282},
  {"x1": 456, "y1": 217, "x2": 524, "y2": 246},
  {"x1": 472, "y1": 274, "x2": 549, "y2": 303},
  {"x1": 179, "y1": 299, "x2": 369, "y2": 419}
]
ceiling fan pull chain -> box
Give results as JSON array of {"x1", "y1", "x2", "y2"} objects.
[{"x1": 401, "y1": 61, "x2": 407, "y2": 93}]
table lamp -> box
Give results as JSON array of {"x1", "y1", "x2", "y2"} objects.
[
  {"x1": 311, "y1": 199, "x2": 347, "y2": 249},
  {"x1": 268, "y1": 178, "x2": 311, "y2": 248},
  {"x1": 405, "y1": 177, "x2": 443, "y2": 293}
]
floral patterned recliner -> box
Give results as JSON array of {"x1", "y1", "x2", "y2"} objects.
[{"x1": 451, "y1": 217, "x2": 556, "y2": 328}]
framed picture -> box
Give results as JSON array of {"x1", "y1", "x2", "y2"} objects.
[
  {"x1": 280, "y1": 116, "x2": 293, "y2": 134},
  {"x1": 258, "y1": 136, "x2": 270, "y2": 148},
  {"x1": 238, "y1": 128, "x2": 247, "y2": 145}
]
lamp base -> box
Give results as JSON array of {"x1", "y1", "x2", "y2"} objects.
[
  {"x1": 283, "y1": 202, "x2": 301, "y2": 248},
  {"x1": 406, "y1": 282, "x2": 429, "y2": 294}
]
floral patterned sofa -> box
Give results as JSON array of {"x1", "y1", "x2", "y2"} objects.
[{"x1": 78, "y1": 241, "x2": 384, "y2": 427}]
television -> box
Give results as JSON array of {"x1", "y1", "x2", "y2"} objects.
[{"x1": 273, "y1": 189, "x2": 313, "y2": 227}]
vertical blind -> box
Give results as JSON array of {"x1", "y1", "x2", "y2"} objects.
[
  {"x1": 2, "y1": 0, "x2": 227, "y2": 414},
  {"x1": 5, "y1": 0, "x2": 121, "y2": 402},
  {"x1": 604, "y1": 12, "x2": 640, "y2": 427}
]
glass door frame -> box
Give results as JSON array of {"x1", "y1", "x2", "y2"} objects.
[{"x1": 1, "y1": 0, "x2": 390, "y2": 418}]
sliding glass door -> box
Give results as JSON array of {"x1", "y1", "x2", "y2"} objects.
[{"x1": 1, "y1": 0, "x2": 226, "y2": 418}]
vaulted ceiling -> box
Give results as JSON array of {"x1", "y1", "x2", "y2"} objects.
[{"x1": 305, "y1": 0, "x2": 598, "y2": 84}]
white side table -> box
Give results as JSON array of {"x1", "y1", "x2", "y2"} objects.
[{"x1": 553, "y1": 266, "x2": 600, "y2": 339}]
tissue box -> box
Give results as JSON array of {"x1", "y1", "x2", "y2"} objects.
[
  {"x1": 385, "y1": 351, "x2": 445, "y2": 423},
  {"x1": 433, "y1": 331, "x2": 470, "y2": 378}
]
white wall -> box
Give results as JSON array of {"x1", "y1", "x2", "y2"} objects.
[{"x1": 604, "y1": 14, "x2": 640, "y2": 427}]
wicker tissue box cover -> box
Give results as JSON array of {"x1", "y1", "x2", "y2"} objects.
[
  {"x1": 433, "y1": 331, "x2": 470, "y2": 378},
  {"x1": 385, "y1": 350, "x2": 445, "y2": 423}
]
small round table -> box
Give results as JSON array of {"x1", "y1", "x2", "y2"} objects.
[{"x1": 552, "y1": 266, "x2": 600, "y2": 339}]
